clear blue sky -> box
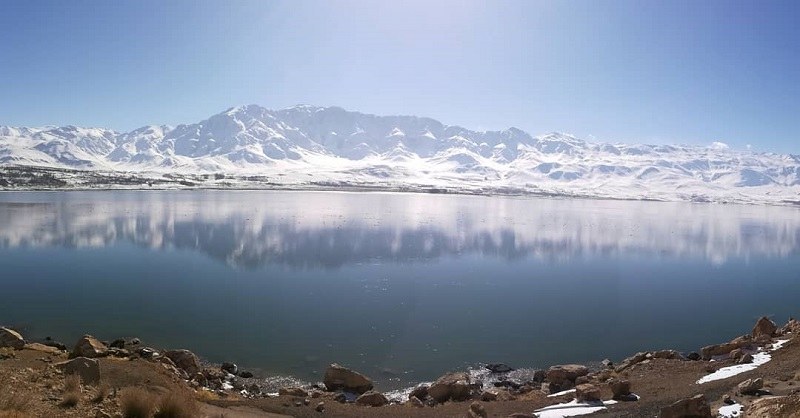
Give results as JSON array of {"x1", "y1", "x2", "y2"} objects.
[{"x1": 1, "y1": 0, "x2": 798, "y2": 153}]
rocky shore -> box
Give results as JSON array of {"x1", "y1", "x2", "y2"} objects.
[{"x1": 2, "y1": 316, "x2": 800, "y2": 417}]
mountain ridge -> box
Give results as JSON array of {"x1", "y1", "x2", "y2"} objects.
[{"x1": 1, "y1": 104, "x2": 799, "y2": 204}]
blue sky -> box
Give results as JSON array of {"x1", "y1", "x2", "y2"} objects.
[{"x1": 1, "y1": 0, "x2": 798, "y2": 153}]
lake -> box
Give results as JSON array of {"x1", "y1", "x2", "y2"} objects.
[{"x1": 1, "y1": 190, "x2": 799, "y2": 391}]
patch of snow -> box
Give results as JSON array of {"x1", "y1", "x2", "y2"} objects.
[
  {"x1": 547, "y1": 389, "x2": 577, "y2": 398},
  {"x1": 719, "y1": 402, "x2": 743, "y2": 417},
  {"x1": 697, "y1": 339, "x2": 790, "y2": 384},
  {"x1": 534, "y1": 399, "x2": 618, "y2": 418}
]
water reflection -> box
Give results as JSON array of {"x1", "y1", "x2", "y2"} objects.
[{"x1": 0, "y1": 191, "x2": 798, "y2": 267}]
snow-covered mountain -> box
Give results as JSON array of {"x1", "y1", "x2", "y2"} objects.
[{"x1": 1, "y1": 104, "x2": 799, "y2": 204}]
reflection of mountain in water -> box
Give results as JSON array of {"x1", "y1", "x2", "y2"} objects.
[{"x1": 0, "y1": 191, "x2": 799, "y2": 268}]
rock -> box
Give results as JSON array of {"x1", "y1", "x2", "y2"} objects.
[
  {"x1": 747, "y1": 393, "x2": 800, "y2": 418},
  {"x1": 659, "y1": 394, "x2": 712, "y2": 418},
  {"x1": 55, "y1": 357, "x2": 100, "y2": 385},
  {"x1": 130, "y1": 337, "x2": 140, "y2": 345},
  {"x1": 486, "y1": 363, "x2": 514, "y2": 373},
  {"x1": 494, "y1": 380, "x2": 522, "y2": 390},
  {"x1": 546, "y1": 364, "x2": 589, "y2": 386},
  {"x1": 71, "y1": 335, "x2": 108, "y2": 358},
  {"x1": 608, "y1": 379, "x2": 631, "y2": 400},
  {"x1": 737, "y1": 353, "x2": 754, "y2": 364},
  {"x1": 191, "y1": 372, "x2": 208, "y2": 386},
  {"x1": 279, "y1": 387, "x2": 309, "y2": 397},
  {"x1": 753, "y1": 316, "x2": 778, "y2": 340},
  {"x1": 409, "y1": 384, "x2": 429, "y2": 400},
  {"x1": 323, "y1": 363, "x2": 374, "y2": 394},
  {"x1": 109, "y1": 339, "x2": 125, "y2": 349},
  {"x1": 701, "y1": 335, "x2": 753, "y2": 360},
  {"x1": 652, "y1": 350, "x2": 682, "y2": 360},
  {"x1": 428, "y1": 371, "x2": 472, "y2": 403},
  {"x1": 722, "y1": 394, "x2": 734, "y2": 405},
  {"x1": 575, "y1": 384, "x2": 601, "y2": 402},
  {"x1": 480, "y1": 390, "x2": 498, "y2": 401},
  {"x1": 601, "y1": 359, "x2": 613, "y2": 368},
  {"x1": 221, "y1": 362, "x2": 238, "y2": 375},
  {"x1": 239, "y1": 371, "x2": 254, "y2": 378},
  {"x1": 95, "y1": 410, "x2": 112, "y2": 418},
  {"x1": 575, "y1": 375, "x2": 590, "y2": 385},
  {"x1": 738, "y1": 378, "x2": 764, "y2": 395},
  {"x1": 779, "y1": 319, "x2": 800, "y2": 336},
  {"x1": 615, "y1": 352, "x2": 648, "y2": 372},
  {"x1": 0, "y1": 327, "x2": 25, "y2": 349},
  {"x1": 24, "y1": 343, "x2": 61, "y2": 354},
  {"x1": 408, "y1": 396, "x2": 424, "y2": 407},
  {"x1": 686, "y1": 352, "x2": 701, "y2": 361},
  {"x1": 729, "y1": 348, "x2": 744, "y2": 360},
  {"x1": 315, "y1": 401, "x2": 325, "y2": 412},
  {"x1": 164, "y1": 349, "x2": 201, "y2": 374},
  {"x1": 469, "y1": 402, "x2": 487, "y2": 418},
  {"x1": 533, "y1": 369, "x2": 546, "y2": 383},
  {"x1": 136, "y1": 347, "x2": 157, "y2": 359},
  {"x1": 355, "y1": 391, "x2": 388, "y2": 407},
  {"x1": 333, "y1": 393, "x2": 347, "y2": 403},
  {"x1": 43, "y1": 340, "x2": 67, "y2": 351}
]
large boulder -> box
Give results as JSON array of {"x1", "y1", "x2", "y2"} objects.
[
  {"x1": 700, "y1": 335, "x2": 753, "y2": 360},
  {"x1": 71, "y1": 335, "x2": 108, "y2": 358},
  {"x1": 659, "y1": 394, "x2": 712, "y2": 418},
  {"x1": 779, "y1": 319, "x2": 800, "y2": 336},
  {"x1": 56, "y1": 357, "x2": 100, "y2": 385},
  {"x1": 0, "y1": 327, "x2": 25, "y2": 349},
  {"x1": 747, "y1": 393, "x2": 800, "y2": 418},
  {"x1": 608, "y1": 379, "x2": 632, "y2": 400},
  {"x1": 323, "y1": 363, "x2": 373, "y2": 394},
  {"x1": 615, "y1": 352, "x2": 648, "y2": 372},
  {"x1": 428, "y1": 372, "x2": 472, "y2": 403},
  {"x1": 355, "y1": 391, "x2": 389, "y2": 407},
  {"x1": 546, "y1": 364, "x2": 589, "y2": 386},
  {"x1": 164, "y1": 349, "x2": 201, "y2": 375},
  {"x1": 752, "y1": 316, "x2": 777, "y2": 340}
]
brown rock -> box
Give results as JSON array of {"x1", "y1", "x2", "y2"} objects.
[
  {"x1": 164, "y1": 349, "x2": 200, "y2": 374},
  {"x1": 55, "y1": 357, "x2": 100, "y2": 385},
  {"x1": 546, "y1": 364, "x2": 589, "y2": 386},
  {"x1": 355, "y1": 391, "x2": 388, "y2": 407},
  {"x1": 700, "y1": 335, "x2": 753, "y2": 360},
  {"x1": 575, "y1": 384, "x2": 601, "y2": 402},
  {"x1": 24, "y1": 342, "x2": 62, "y2": 354},
  {"x1": 428, "y1": 372, "x2": 472, "y2": 403},
  {"x1": 323, "y1": 363, "x2": 374, "y2": 394},
  {"x1": 652, "y1": 350, "x2": 682, "y2": 360},
  {"x1": 608, "y1": 379, "x2": 631, "y2": 399},
  {"x1": 779, "y1": 319, "x2": 800, "y2": 336},
  {"x1": 659, "y1": 394, "x2": 712, "y2": 418},
  {"x1": 71, "y1": 335, "x2": 108, "y2": 358},
  {"x1": 737, "y1": 353, "x2": 754, "y2": 364},
  {"x1": 752, "y1": 316, "x2": 778, "y2": 340},
  {"x1": 738, "y1": 378, "x2": 764, "y2": 395},
  {"x1": 408, "y1": 396, "x2": 424, "y2": 407},
  {"x1": 747, "y1": 393, "x2": 800, "y2": 418},
  {"x1": 0, "y1": 327, "x2": 25, "y2": 350},
  {"x1": 315, "y1": 401, "x2": 325, "y2": 412},
  {"x1": 469, "y1": 402, "x2": 487, "y2": 418},
  {"x1": 615, "y1": 352, "x2": 648, "y2": 372},
  {"x1": 409, "y1": 384, "x2": 429, "y2": 401},
  {"x1": 480, "y1": 390, "x2": 498, "y2": 401},
  {"x1": 279, "y1": 387, "x2": 309, "y2": 397}
]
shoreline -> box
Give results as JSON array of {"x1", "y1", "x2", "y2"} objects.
[{"x1": 2, "y1": 316, "x2": 800, "y2": 417}]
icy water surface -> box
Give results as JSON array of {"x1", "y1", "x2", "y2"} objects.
[{"x1": 1, "y1": 190, "x2": 799, "y2": 390}]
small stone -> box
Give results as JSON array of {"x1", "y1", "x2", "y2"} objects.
[
  {"x1": 480, "y1": 390, "x2": 498, "y2": 401},
  {"x1": 355, "y1": 391, "x2": 388, "y2": 407},
  {"x1": 279, "y1": 387, "x2": 309, "y2": 397},
  {"x1": 738, "y1": 378, "x2": 764, "y2": 395},
  {"x1": 109, "y1": 339, "x2": 125, "y2": 349},
  {"x1": 164, "y1": 349, "x2": 201, "y2": 374},
  {"x1": 575, "y1": 375, "x2": 590, "y2": 385},
  {"x1": 686, "y1": 352, "x2": 701, "y2": 361},
  {"x1": 303, "y1": 398, "x2": 310, "y2": 406},
  {"x1": 71, "y1": 335, "x2": 108, "y2": 358},
  {"x1": 323, "y1": 363, "x2": 374, "y2": 394},
  {"x1": 601, "y1": 359, "x2": 613, "y2": 368},
  {"x1": 0, "y1": 327, "x2": 25, "y2": 350},
  {"x1": 546, "y1": 364, "x2": 589, "y2": 386},
  {"x1": 469, "y1": 401, "x2": 487, "y2": 418},
  {"x1": 575, "y1": 383, "x2": 601, "y2": 402},
  {"x1": 55, "y1": 357, "x2": 100, "y2": 385},
  {"x1": 723, "y1": 394, "x2": 734, "y2": 405},
  {"x1": 137, "y1": 347, "x2": 157, "y2": 359},
  {"x1": 409, "y1": 384, "x2": 429, "y2": 400},
  {"x1": 659, "y1": 394, "x2": 712, "y2": 418},
  {"x1": 315, "y1": 401, "x2": 325, "y2": 412},
  {"x1": 608, "y1": 378, "x2": 632, "y2": 400},
  {"x1": 408, "y1": 396, "x2": 424, "y2": 407},
  {"x1": 486, "y1": 363, "x2": 514, "y2": 373},
  {"x1": 130, "y1": 337, "x2": 141, "y2": 345},
  {"x1": 221, "y1": 362, "x2": 238, "y2": 375},
  {"x1": 238, "y1": 371, "x2": 254, "y2": 378},
  {"x1": 737, "y1": 353, "x2": 754, "y2": 364},
  {"x1": 333, "y1": 393, "x2": 347, "y2": 403}
]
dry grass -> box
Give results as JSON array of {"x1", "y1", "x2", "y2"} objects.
[
  {"x1": 0, "y1": 391, "x2": 33, "y2": 413},
  {"x1": 153, "y1": 392, "x2": 199, "y2": 418},
  {"x1": 60, "y1": 374, "x2": 81, "y2": 407},
  {"x1": 120, "y1": 387, "x2": 155, "y2": 418},
  {"x1": 93, "y1": 383, "x2": 111, "y2": 403}
]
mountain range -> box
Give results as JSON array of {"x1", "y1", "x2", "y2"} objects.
[{"x1": 1, "y1": 104, "x2": 799, "y2": 204}]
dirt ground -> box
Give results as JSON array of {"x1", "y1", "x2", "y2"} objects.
[{"x1": 2, "y1": 325, "x2": 800, "y2": 417}]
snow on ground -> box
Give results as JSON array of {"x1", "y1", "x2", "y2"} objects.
[
  {"x1": 718, "y1": 402, "x2": 744, "y2": 417},
  {"x1": 533, "y1": 399, "x2": 619, "y2": 418},
  {"x1": 697, "y1": 339, "x2": 790, "y2": 384},
  {"x1": 547, "y1": 389, "x2": 576, "y2": 398}
]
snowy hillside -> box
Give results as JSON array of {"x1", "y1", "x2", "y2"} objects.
[{"x1": 1, "y1": 105, "x2": 799, "y2": 204}]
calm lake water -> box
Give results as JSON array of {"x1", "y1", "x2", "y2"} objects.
[{"x1": 1, "y1": 190, "x2": 799, "y2": 390}]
